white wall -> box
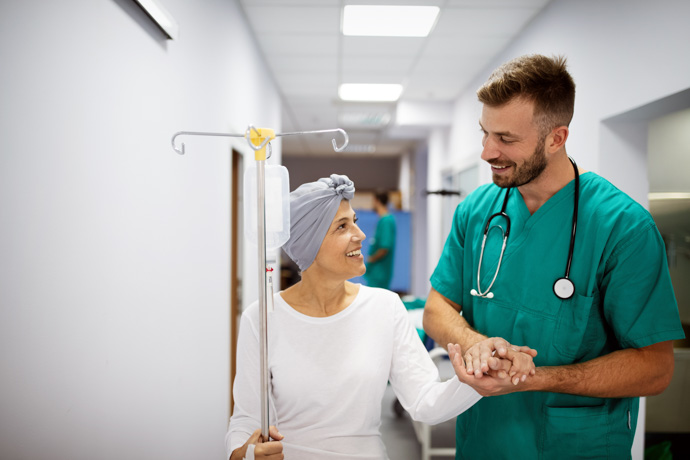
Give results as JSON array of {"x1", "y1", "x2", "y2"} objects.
[
  {"x1": 648, "y1": 107, "x2": 690, "y2": 193},
  {"x1": 0, "y1": 1, "x2": 280, "y2": 459}
]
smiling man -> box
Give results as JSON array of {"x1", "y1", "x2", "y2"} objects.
[{"x1": 423, "y1": 54, "x2": 684, "y2": 459}]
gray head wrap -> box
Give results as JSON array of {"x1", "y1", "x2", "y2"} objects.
[{"x1": 283, "y1": 174, "x2": 355, "y2": 272}]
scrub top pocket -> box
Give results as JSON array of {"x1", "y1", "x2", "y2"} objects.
[
  {"x1": 540, "y1": 404, "x2": 609, "y2": 459},
  {"x1": 553, "y1": 292, "x2": 599, "y2": 362}
]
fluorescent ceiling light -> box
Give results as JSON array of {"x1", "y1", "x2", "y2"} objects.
[
  {"x1": 339, "y1": 84, "x2": 403, "y2": 102},
  {"x1": 342, "y1": 5, "x2": 439, "y2": 37},
  {"x1": 649, "y1": 192, "x2": 690, "y2": 200}
]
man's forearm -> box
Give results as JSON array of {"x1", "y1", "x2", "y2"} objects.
[
  {"x1": 522, "y1": 341, "x2": 674, "y2": 398},
  {"x1": 423, "y1": 289, "x2": 486, "y2": 350},
  {"x1": 367, "y1": 248, "x2": 388, "y2": 263}
]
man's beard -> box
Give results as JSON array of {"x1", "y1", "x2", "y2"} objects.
[{"x1": 492, "y1": 136, "x2": 547, "y2": 188}]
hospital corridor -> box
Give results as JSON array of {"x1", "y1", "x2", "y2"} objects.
[{"x1": 2, "y1": 1, "x2": 690, "y2": 459}]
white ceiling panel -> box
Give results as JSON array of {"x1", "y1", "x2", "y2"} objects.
[
  {"x1": 433, "y1": 8, "x2": 541, "y2": 37},
  {"x1": 340, "y1": 71, "x2": 408, "y2": 84},
  {"x1": 342, "y1": 36, "x2": 426, "y2": 57},
  {"x1": 342, "y1": 56, "x2": 415, "y2": 76},
  {"x1": 244, "y1": 0, "x2": 341, "y2": 5},
  {"x1": 404, "y1": 72, "x2": 477, "y2": 100},
  {"x1": 237, "y1": 0, "x2": 553, "y2": 158},
  {"x1": 446, "y1": 0, "x2": 550, "y2": 7},
  {"x1": 255, "y1": 34, "x2": 338, "y2": 56},
  {"x1": 423, "y1": 35, "x2": 512, "y2": 57},
  {"x1": 278, "y1": 82, "x2": 338, "y2": 98},
  {"x1": 243, "y1": 6, "x2": 340, "y2": 34},
  {"x1": 411, "y1": 53, "x2": 492, "y2": 76},
  {"x1": 343, "y1": 0, "x2": 445, "y2": 7},
  {"x1": 268, "y1": 56, "x2": 339, "y2": 74}
]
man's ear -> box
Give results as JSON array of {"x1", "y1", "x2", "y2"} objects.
[{"x1": 546, "y1": 126, "x2": 569, "y2": 153}]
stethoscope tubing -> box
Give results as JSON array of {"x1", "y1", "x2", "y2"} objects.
[{"x1": 472, "y1": 157, "x2": 579, "y2": 300}]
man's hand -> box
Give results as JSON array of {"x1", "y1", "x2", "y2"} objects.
[
  {"x1": 449, "y1": 344, "x2": 530, "y2": 396},
  {"x1": 463, "y1": 337, "x2": 537, "y2": 385}
]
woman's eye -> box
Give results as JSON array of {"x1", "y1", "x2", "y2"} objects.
[{"x1": 353, "y1": 217, "x2": 359, "y2": 224}]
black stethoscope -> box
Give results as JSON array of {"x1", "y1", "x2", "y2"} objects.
[{"x1": 470, "y1": 157, "x2": 579, "y2": 300}]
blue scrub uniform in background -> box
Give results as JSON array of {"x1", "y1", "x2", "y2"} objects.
[
  {"x1": 431, "y1": 172, "x2": 684, "y2": 459},
  {"x1": 365, "y1": 213, "x2": 396, "y2": 289}
]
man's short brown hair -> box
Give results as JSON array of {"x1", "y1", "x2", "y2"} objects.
[{"x1": 477, "y1": 54, "x2": 576, "y2": 136}]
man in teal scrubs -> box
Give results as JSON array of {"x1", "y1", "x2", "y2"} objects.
[
  {"x1": 365, "y1": 191, "x2": 396, "y2": 289},
  {"x1": 423, "y1": 54, "x2": 685, "y2": 459}
]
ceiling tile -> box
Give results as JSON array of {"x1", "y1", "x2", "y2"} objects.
[
  {"x1": 433, "y1": 7, "x2": 540, "y2": 36},
  {"x1": 242, "y1": 0, "x2": 340, "y2": 5},
  {"x1": 423, "y1": 35, "x2": 511, "y2": 57},
  {"x1": 445, "y1": 0, "x2": 550, "y2": 7},
  {"x1": 267, "y1": 56, "x2": 338, "y2": 74},
  {"x1": 411, "y1": 54, "x2": 492, "y2": 76},
  {"x1": 278, "y1": 76, "x2": 338, "y2": 97},
  {"x1": 341, "y1": 56, "x2": 414, "y2": 78},
  {"x1": 242, "y1": 6, "x2": 340, "y2": 34},
  {"x1": 342, "y1": 36, "x2": 425, "y2": 57},
  {"x1": 256, "y1": 34, "x2": 338, "y2": 57}
]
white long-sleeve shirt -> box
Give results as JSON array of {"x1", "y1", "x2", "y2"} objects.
[{"x1": 226, "y1": 285, "x2": 481, "y2": 459}]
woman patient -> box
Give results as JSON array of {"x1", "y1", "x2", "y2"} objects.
[{"x1": 226, "y1": 174, "x2": 532, "y2": 460}]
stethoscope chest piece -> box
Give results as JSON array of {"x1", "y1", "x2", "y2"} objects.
[{"x1": 553, "y1": 277, "x2": 575, "y2": 299}]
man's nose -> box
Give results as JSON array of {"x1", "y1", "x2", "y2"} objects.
[{"x1": 481, "y1": 136, "x2": 500, "y2": 162}]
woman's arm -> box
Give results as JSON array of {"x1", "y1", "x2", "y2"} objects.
[{"x1": 388, "y1": 297, "x2": 482, "y2": 425}]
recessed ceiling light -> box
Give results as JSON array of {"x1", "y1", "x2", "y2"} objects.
[
  {"x1": 338, "y1": 84, "x2": 403, "y2": 102},
  {"x1": 342, "y1": 5, "x2": 440, "y2": 37}
]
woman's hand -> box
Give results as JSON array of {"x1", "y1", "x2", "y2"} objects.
[
  {"x1": 461, "y1": 337, "x2": 537, "y2": 384},
  {"x1": 449, "y1": 343, "x2": 536, "y2": 397},
  {"x1": 230, "y1": 426, "x2": 284, "y2": 460}
]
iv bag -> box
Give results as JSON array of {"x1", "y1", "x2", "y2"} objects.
[{"x1": 244, "y1": 164, "x2": 290, "y2": 250}]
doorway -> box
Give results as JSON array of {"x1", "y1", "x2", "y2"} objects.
[{"x1": 230, "y1": 148, "x2": 243, "y2": 414}]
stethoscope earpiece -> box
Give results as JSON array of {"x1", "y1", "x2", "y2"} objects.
[{"x1": 470, "y1": 288, "x2": 494, "y2": 299}]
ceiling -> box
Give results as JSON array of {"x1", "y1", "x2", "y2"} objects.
[{"x1": 238, "y1": 0, "x2": 553, "y2": 158}]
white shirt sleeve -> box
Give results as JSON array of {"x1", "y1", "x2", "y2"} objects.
[
  {"x1": 388, "y1": 298, "x2": 481, "y2": 425},
  {"x1": 225, "y1": 306, "x2": 261, "y2": 458}
]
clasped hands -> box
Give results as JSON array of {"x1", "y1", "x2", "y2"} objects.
[{"x1": 447, "y1": 337, "x2": 538, "y2": 397}]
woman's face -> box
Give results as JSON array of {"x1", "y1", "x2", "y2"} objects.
[{"x1": 309, "y1": 200, "x2": 366, "y2": 279}]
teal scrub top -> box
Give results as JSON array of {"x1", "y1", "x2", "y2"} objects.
[
  {"x1": 365, "y1": 213, "x2": 396, "y2": 289},
  {"x1": 431, "y1": 173, "x2": 684, "y2": 459}
]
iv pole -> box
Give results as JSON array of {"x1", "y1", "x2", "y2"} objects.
[{"x1": 171, "y1": 125, "x2": 349, "y2": 440}]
